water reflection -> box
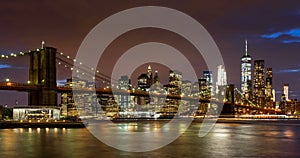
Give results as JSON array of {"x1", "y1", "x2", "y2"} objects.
[{"x1": 0, "y1": 121, "x2": 300, "y2": 157}]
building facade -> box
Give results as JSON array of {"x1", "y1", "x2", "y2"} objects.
[
  {"x1": 265, "y1": 67, "x2": 274, "y2": 108},
  {"x1": 117, "y1": 75, "x2": 133, "y2": 111},
  {"x1": 203, "y1": 71, "x2": 213, "y2": 98},
  {"x1": 216, "y1": 65, "x2": 227, "y2": 96},
  {"x1": 241, "y1": 40, "x2": 252, "y2": 99},
  {"x1": 253, "y1": 60, "x2": 265, "y2": 107}
]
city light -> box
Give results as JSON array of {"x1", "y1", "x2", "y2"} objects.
[{"x1": 0, "y1": 41, "x2": 298, "y2": 122}]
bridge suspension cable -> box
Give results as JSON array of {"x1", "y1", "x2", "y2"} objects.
[
  {"x1": 56, "y1": 52, "x2": 118, "y2": 86},
  {"x1": 0, "y1": 51, "x2": 30, "y2": 59},
  {"x1": 234, "y1": 88, "x2": 256, "y2": 106},
  {"x1": 0, "y1": 47, "x2": 119, "y2": 87}
]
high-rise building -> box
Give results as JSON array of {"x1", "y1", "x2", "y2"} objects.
[
  {"x1": 162, "y1": 70, "x2": 182, "y2": 115},
  {"x1": 216, "y1": 65, "x2": 227, "y2": 95},
  {"x1": 203, "y1": 71, "x2": 213, "y2": 97},
  {"x1": 272, "y1": 89, "x2": 276, "y2": 102},
  {"x1": 265, "y1": 67, "x2": 274, "y2": 107},
  {"x1": 61, "y1": 77, "x2": 98, "y2": 117},
  {"x1": 283, "y1": 84, "x2": 289, "y2": 101},
  {"x1": 137, "y1": 65, "x2": 153, "y2": 91},
  {"x1": 137, "y1": 66, "x2": 154, "y2": 105},
  {"x1": 153, "y1": 70, "x2": 160, "y2": 85},
  {"x1": 253, "y1": 60, "x2": 265, "y2": 107},
  {"x1": 203, "y1": 71, "x2": 213, "y2": 85},
  {"x1": 147, "y1": 65, "x2": 153, "y2": 86},
  {"x1": 138, "y1": 74, "x2": 148, "y2": 91},
  {"x1": 168, "y1": 70, "x2": 182, "y2": 95},
  {"x1": 181, "y1": 80, "x2": 192, "y2": 96},
  {"x1": 118, "y1": 75, "x2": 132, "y2": 110},
  {"x1": 198, "y1": 78, "x2": 209, "y2": 99},
  {"x1": 118, "y1": 75, "x2": 131, "y2": 90},
  {"x1": 241, "y1": 40, "x2": 252, "y2": 96}
]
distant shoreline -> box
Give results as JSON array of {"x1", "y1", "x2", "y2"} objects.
[
  {"x1": 1, "y1": 118, "x2": 300, "y2": 129},
  {"x1": 0, "y1": 121, "x2": 86, "y2": 129}
]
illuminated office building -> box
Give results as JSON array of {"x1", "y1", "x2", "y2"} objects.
[
  {"x1": 137, "y1": 66, "x2": 154, "y2": 105},
  {"x1": 216, "y1": 65, "x2": 227, "y2": 95},
  {"x1": 147, "y1": 65, "x2": 153, "y2": 85},
  {"x1": 118, "y1": 75, "x2": 132, "y2": 110},
  {"x1": 198, "y1": 78, "x2": 210, "y2": 99},
  {"x1": 241, "y1": 40, "x2": 252, "y2": 98},
  {"x1": 118, "y1": 75, "x2": 131, "y2": 90},
  {"x1": 253, "y1": 60, "x2": 265, "y2": 107},
  {"x1": 162, "y1": 70, "x2": 183, "y2": 114},
  {"x1": 203, "y1": 71, "x2": 213, "y2": 97},
  {"x1": 138, "y1": 65, "x2": 153, "y2": 91},
  {"x1": 283, "y1": 84, "x2": 289, "y2": 101},
  {"x1": 168, "y1": 70, "x2": 182, "y2": 95},
  {"x1": 265, "y1": 68, "x2": 274, "y2": 107},
  {"x1": 153, "y1": 70, "x2": 160, "y2": 85},
  {"x1": 61, "y1": 77, "x2": 98, "y2": 117},
  {"x1": 181, "y1": 80, "x2": 192, "y2": 96}
]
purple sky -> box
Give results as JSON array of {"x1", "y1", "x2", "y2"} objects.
[{"x1": 0, "y1": 1, "x2": 300, "y2": 105}]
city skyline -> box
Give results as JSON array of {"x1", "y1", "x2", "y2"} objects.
[{"x1": 0, "y1": 1, "x2": 300, "y2": 105}]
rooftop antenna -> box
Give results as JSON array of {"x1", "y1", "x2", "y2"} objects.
[{"x1": 245, "y1": 39, "x2": 248, "y2": 56}]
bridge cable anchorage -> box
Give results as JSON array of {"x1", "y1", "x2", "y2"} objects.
[{"x1": 56, "y1": 52, "x2": 118, "y2": 86}]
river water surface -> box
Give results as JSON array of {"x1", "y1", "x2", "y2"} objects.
[{"x1": 1, "y1": 120, "x2": 300, "y2": 158}]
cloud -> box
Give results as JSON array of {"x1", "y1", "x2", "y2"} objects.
[
  {"x1": 261, "y1": 28, "x2": 300, "y2": 43},
  {"x1": 282, "y1": 39, "x2": 300, "y2": 43},
  {"x1": 0, "y1": 64, "x2": 11, "y2": 69},
  {"x1": 274, "y1": 68, "x2": 300, "y2": 74}
]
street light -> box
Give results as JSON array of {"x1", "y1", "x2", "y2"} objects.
[{"x1": 5, "y1": 78, "x2": 10, "y2": 82}]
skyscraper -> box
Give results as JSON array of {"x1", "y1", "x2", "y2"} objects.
[
  {"x1": 137, "y1": 65, "x2": 153, "y2": 91},
  {"x1": 241, "y1": 40, "x2": 252, "y2": 96},
  {"x1": 203, "y1": 71, "x2": 213, "y2": 97},
  {"x1": 198, "y1": 78, "x2": 209, "y2": 99},
  {"x1": 181, "y1": 80, "x2": 192, "y2": 96},
  {"x1": 216, "y1": 65, "x2": 227, "y2": 94},
  {"x1": 118, "y1": 75, "x2": 131, "y2": 90},
  {"x1": 137, "y1": 66, "x2": 154, "y2": 105},
  {"x1": 118, "y1": 75, "x2": 132, "y2": 110},
  {"x1": 265, "y1": 67, "x2": 274, "y2": 107},
  {"x1": 163, "y1": 70, "x2": 182, "y2": 115},
  {"x1": 61, "y1": 77, "x2": 97, "y2": 117},
  {"x1": 138, "y1": 74, "x2": 149, "y2": 91},
  {"x1": 147, "y1": 65, "x2": 153, "y2": 86},
  {"x1": 168, "y1": 70, "x2": 182, "y2": 95},
  {"x1": 283, "y1": 84, "x2": 289, "y2": 101},
  {"x1": 153, "y1": 70, "x2": 160, "y2": 85},
  {"x1": 253, "y1": 60, "x2": 265, "y2": 107}
]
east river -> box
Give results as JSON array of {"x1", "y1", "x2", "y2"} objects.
[{"x1": 1, "y1": 119, "x2": 300, "y2": 158}]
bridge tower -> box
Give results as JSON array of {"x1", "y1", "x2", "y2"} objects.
[{"x1": 28, "y1": 47, "x2": 57, "y2": 106}]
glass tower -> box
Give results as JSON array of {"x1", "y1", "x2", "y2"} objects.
[{"x1": 241, "y1": 40, "x2": 252, "y2": 95}]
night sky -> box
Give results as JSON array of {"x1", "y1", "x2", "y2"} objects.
[{"x1": 0, "y1": 1, "x2": 300, "y2": 106}]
